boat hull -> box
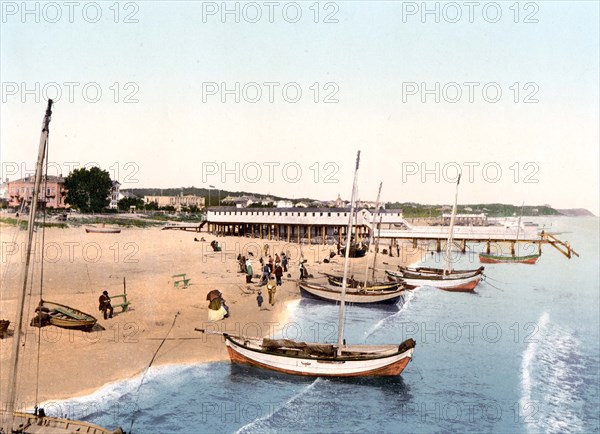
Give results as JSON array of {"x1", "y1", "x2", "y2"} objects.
[
  {"x1": 399, "y1": 266, "x2": 484, "y2": 279},
  {"x1": 479, "y1": 253, "x2": 540, "y2": 264},
  {"x1": 39, "y1": 300, "x2": 97, "y2": 330},
  {"x1": 0, "y1": 410, "x2": 122, "y2": 433},
  {"x1": 299, "y1": 282, "x2": 404, "y2": 304},
  {"x1": 386, "y1": 271, "x2": 481, "y2": 292},
  {"x1": 325, "y1": 274, "x2": 402, "y2": 291},
  {"x1": 225, "y1": 336, "x2": 414, "y2": 377},
  {"x1": 85, "y1": 227, "x2": 121, "y2": 233}
]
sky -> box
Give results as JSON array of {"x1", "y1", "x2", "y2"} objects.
[{"x1": 1, "y1": 1, "x2": 598, "y2": 213}]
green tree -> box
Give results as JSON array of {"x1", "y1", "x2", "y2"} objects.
[
  {"x1": 64, "y1": 167, "x2": 112, "y2": 213},
  {"x1": 144, "y1": 201, "x2": 159, "y2": 211},
  {"x1": 118, "y1": 197, "x2": 144, "y2": 211}
]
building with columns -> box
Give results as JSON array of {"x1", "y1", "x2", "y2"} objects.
[{"x1": 205, "y1": 207, "x2": 404, "y2": 244}]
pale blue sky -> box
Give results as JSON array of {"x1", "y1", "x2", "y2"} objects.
[{"x1": 1, "y1": 1, "x2": 598, "y2": 213}]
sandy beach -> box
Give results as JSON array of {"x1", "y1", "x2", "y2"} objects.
[{"x1": 0, "y1": 223, "x2": 424, "y2": 405}]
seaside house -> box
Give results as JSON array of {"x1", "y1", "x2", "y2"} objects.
[
  {"x1": 144, "y1": 193, "x2": 205, "y2": 211},
  {"x1": 7, "y1": 175, "x2": 69, "y2": 209}
]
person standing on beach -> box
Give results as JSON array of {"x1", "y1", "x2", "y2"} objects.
[
  {"x1": 281, "y1": 252, "x2": 288, "y2": 272},
  {"x1": 98, "y1": 290, "x2": 113, "y2": 320},
  {"x1": 246, "y1": 259, "x2": 253, "y2": 283},
  {"x1": 274, "y1": 263, "x2": 283, "y2": 286},
  {"x1": 396, "y1": 244, "x2": 400, "y2": 258},
  {"x1": 260, "y1": 262, "x2": 270, "y2": 286},
  {"x1": 256, "y1": 291, "x2": 263, "y2": 309},
  {"x1": 267, "y1": 276, "x2": 277, "y2": 305}
]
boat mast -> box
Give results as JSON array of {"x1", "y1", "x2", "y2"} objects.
[
  {"x1": 514, "y1": 201, "x2": 525, "y2": 256},
  {"x1": 443, "y1": 174, "x2": 461, "y2": 276},
  {"x1": 4, "y1": 100, "x2": 53, "y2": 429},
  {"x1": 372, "y1": 215, "x2": 383, "y2": 282},
  {"x1": 337, "y1": 151, "x2": 360, "y2": 356},
  {"x1": 363, "y1": 182, "x2": 382, "y2": 285}
]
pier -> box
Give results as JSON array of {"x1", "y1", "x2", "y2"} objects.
[{"x1": 199, "y1": 207, "x2": 579, "y2": 259}]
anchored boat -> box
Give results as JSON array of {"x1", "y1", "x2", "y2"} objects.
[{"x1": 196, "y1": 151, "x2": 416, "y2": 377}]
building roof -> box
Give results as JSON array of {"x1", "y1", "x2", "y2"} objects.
[
  {"x1": 11, "y1": 175, "x2": 65, "y2": 183},
  {"x1": 207, "y1": 206, "x2": 402, "y2": 213}
]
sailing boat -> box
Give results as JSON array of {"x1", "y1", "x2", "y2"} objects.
[
  {"x1": 479, "y1": 203, "x2": 541, "y2": 264},
  {"x1": 0, "y1": 100, "x2": 122, "y2": 433},
  {"x1": 322, "y1": 182, "x2": 407, "y2": 292},
  {"x1": 385, "y1": 175, "x2": 483, "y2": 292},
  {"x1": 196, "y1": 151, "x2": 416, "y2": 376},
  {"x1": 299, "y1": 183, "x2": 406, "y2": 303}
]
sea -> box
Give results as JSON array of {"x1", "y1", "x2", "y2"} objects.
[{"x1": 45, "y1": 217, "x2": 599, "y2": 433}]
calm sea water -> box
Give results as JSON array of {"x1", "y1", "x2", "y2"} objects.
[{"x1": 48, "y1": 217, "x2": 599, "y2": 433}]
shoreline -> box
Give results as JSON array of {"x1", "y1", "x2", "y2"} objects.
[{"x1": 0, "y1": 225, "x2": 425, "y2": 406}]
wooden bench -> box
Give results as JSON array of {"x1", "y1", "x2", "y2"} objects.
[
  {"x1": 172, "y1": 273, "x2": 191, "y2": 288},
  {"x1": 111, "y1": 288, "x2": 131, "y2": 312}
]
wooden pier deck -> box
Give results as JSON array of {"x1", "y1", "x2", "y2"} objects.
[{"x1": 162, "y1": 221, "x2": 206, "y2": 232}]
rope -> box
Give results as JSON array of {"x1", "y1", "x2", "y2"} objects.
[
  {"x1": 128, "y1": 311, "x2": 180, "y2": 433},
  {"x1": 481, "y1": 275, "x2": 504, "y2": 292}
]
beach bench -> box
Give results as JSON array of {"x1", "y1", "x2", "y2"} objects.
[
  {"x1": 111, "y1": 289, "x2": 131, "y2": 312},
  {"x1": 172, "y1": 273, "x2": 191, "y2": 288}
]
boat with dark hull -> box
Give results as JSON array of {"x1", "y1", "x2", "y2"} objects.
[
  {"x1": 299, "y1": 281, "x2": 405, "y2": 304},
  {"x1": 339, "y1": 243, "x2": 368, "y2": 258},
  {"x1": 85, "y1": 227, "x2": 121, "y2": 234},
  {"x1": 323, "y1": 273, "x2": 406, "y2": 291}
]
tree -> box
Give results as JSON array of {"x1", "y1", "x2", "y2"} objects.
[
  {"x1": 64, "y1": 167, "x2": 112, "y2": 213},
  {"x1": 144, "y1": 201, "x2": 159, "y2": 211},
  {"x1": 118, "y1": 197, "x2": 144, "y2": 211}
]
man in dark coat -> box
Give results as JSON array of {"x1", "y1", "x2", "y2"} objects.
[{"x1": 98, "y1": 290, "x2": 113, "y2": 320}]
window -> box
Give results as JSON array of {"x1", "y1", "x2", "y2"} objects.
[
  {"x1": 327, "y1": 212, "x2": 331, "y2": 217},
  {"x1": 320, "y1": 212, "x2": 324, "y2": 216},
  {"x1": 312, "y1": 213, "x2": 315, "y2": 217},
  {"x1": 304, "y1": 212, "x2": 307, "y2": 216},
  {"x1": 337, "y1": 213, "x2": 340, "y2": 216},
  {"x1": 344, "y1": 213, "x2": 347, "y2": 217}
]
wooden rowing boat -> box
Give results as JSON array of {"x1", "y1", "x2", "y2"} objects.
[
  {"x1": 479, "y1": 253, "x2": 541, "y2": 264},
  {"x1": 299, "y1": 281, "x2": 405, "y2": 304},
  {"x1": 385, "y1": 269, "x2": 481, "y2": 292},
  {"x1": 85, "y1": 227, "x2": 121, "y2": 233},
  {"x1": 398, "y1": 265, "x2": 484, "y2": 278},
  {"x1": 323, "y1": 273, "x2": 404, "y2": 291},
  {"x1": 38, "y1": 300, "x2": 97, "y2": 330}
]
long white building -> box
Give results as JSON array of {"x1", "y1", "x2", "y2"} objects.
[{"x1": 205, "y1": 207, "x2": 404, "y2": 243}]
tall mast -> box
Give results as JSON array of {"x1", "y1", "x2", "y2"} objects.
[
  {"x1": 443, "y1": 174, "x2": 461, "y2": 276},
  {"x1": 4, "y1": 100, "x2": 53, "y2": 428},
  {"x1": 363, "y1": 182, "x2": 382, "y2": 285},
  {"x1": 514, "y1": 201, "x2": 525, "y2": 256},
  {"x1": 337, "y1": 151, "x2": 360, "y2": 355},
  {"x1": 372, "y1": 215, "x2": 383, "y2": 281}
]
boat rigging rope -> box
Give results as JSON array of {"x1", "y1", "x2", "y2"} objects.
[
  {"x1": 481, "y1": 275, "x2": 505, "y2": 292},
  {"x1": 128, "y1": 311, "x2": 180, "y2": 433}
]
